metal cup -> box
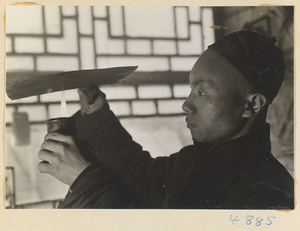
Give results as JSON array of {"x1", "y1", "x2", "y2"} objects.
[
  {"x1": 47, "y1": 117, "x2": 77, "y2": 136},
  {"x1": 47, "y1": 117, "x2": 99, "y2": 163}
]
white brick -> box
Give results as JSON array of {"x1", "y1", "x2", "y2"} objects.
[
  {"x1": 62, "y1": 6, "x2": 76, "y2": 16},
  {"x1": 18, "y1": 105, "x2": 48, "y2": 121},
  {"x1": 36, "y1": 56, "x2": 79, "y2": 72},
  {"x1": 175, "y1": 7, "x2": 189, "y2": 38},
  {"x1": 97, "y1": 57, "x2": 169, "y2": 71},
  {"x1": 189, "y1": 6, "x2": 201, "y2": 22},
  {"x1": 178, "y1": 24, "x2": 202, "y2": 55},
  {"x1": 44, "y1": 6, "x2": 61, "y2": 34},
  {"x1": 80, "y1": 38, "x2": 96, "y2": 69},
  {"x1": 100, "y1": 85, "x2": 136, "y2": 100},
  {"x1": 6, "y1": 56, "x2": 34, "y2": 71},
  {"x1": 64, "y1": 89, "x2": 80, "y2": 101},
  {"x1": 48, "y1": 104, "x2": 60, "y2": 118},
  {"x1": 202, "y1": 8, "x2": 215, "y2": 49},
  {"x1": 158, "y1": 99, "x2": 185, "y2": 114},
  {"x1": 132, "y1": 101, "x2": 156, "y2": 115},
  {"x1": 127, "y1": 40, "x2": 152, "y2": 55},
  {"x1": 124, "y1": 6, "x2": 175, "y2": 38},
  {"x1": 173, "y1": 84, "x2": 190, "y2": 98},
  {"x1": 67, "y1": 103, "x2": 80, "y2": 116},
  {"x1": 49, "y1": 101, "x2": 80, "y2": 118},
  {"x1": 153, "y1": 40, "x2": 177, "y2": 55},
  {"x1": 48, "y1": 103, "x2": 79, "y2": 118},
  {"x1": 95, "y1": 20, "x2": 125, "y2": 54},
  {"x1": 6, "y1": 37, "x2": 12, "y2": 53},
  {"x1": 138, "y1": 85, "x2": 172, "y2": 99},
  {"x1": 170, "y1": 57, "x2": 198, "y2": 71},
  {"x1": 109, "y1": 7, "x2": 124, "y2": 36},
  {"x1": 109, "y1": 102, "x2": 131, "y2": 116},
  {"x1": 40, "y1": 91, "x2": 63, "y2": 102},
  {"x1": 15, "y1": 37, "x2": 44, "y2": 53},
  {"x1": 93, "y1": 6, "x2": 107, "y2": 17},
  {"x1": 47, "y1": 19, "x2": 78, "y2": 54},
  {"x1": 78, "y1": 6, "x2": 93, "y2": 35},
  {"x1": 6, "y1": 6, "x2": 43, "y2": 34},
  {"x1": 6, "y1": 106, "x2": 15, "y2": 123}
]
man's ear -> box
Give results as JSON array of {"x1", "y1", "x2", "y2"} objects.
[{"x1": 242, "y1": 94, "x2": 267, "y2": 118}]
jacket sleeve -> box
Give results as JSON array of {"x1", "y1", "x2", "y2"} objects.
[
  {"x1": 58, "y1": 162, "x2": 143, "y2": 209},
  {"x1": 72, "y1": 104, "x2": 170, "y2": 208}
]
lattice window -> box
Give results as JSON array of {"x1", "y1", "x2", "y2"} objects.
[{"x1": 6, "y1": 6, "x2": 215, "y2": 123}]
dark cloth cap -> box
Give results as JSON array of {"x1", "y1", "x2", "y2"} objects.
[{"x1": 208, "y1": 31, "x2": 285, "y2": 104}]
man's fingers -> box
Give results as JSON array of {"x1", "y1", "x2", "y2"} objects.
[
  {"x1": 37, "y1": 161, "x2": 54, "y2": 175},
  {"x1": 78, "y1": 89, "x2": 92, "y2": 116},
  {"x1": 78, "y1": 88, "x2": 89, "y2": 105},
  {"x1": 86, "y1": 84, "x2": 102, "y2": 105},
  {"x1": 38, "y1": 149, "x2": 57, "y2": 164},
  {"x1": 78, "y1": 85, "x2": 106, "y2": 116},
  {"x1": 44, "y1": 132, "x2": 74, "y2": 144},
  {"x1": 41, "y1": 134, "x2": 75, "y2": 156}
]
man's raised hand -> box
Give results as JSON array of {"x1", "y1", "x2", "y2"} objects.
[{"x1": 78, "y1": 85, "x2": 107, "y2": 117}]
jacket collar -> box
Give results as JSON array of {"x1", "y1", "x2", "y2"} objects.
[{"x1": 193, "y1": 123, "x2": 271, "y2": 162}]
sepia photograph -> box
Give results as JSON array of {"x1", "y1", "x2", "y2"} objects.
[
  {"x1": 5, "y1": 4, "x2": 295, "y2": 210},
  {"x1": 2, "y1": 2, "x2": 299, "y2": 230}
]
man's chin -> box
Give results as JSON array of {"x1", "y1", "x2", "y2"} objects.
[
  {"x1": 190, "y1": 132, "x2": 204, "y2": 144},
  {"x1": 191, "y1": 134, "x2": 216, "y2": 145}
]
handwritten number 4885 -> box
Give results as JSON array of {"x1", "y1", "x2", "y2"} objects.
[{"x1": 230, "y1": 215, "x2": 276, "y2": 226}]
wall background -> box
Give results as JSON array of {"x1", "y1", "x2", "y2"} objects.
[{"x1": 5, "y1": 6, "x2": 294, "y2": 208}]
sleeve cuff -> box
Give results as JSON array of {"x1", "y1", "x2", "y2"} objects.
[
  {"x1": 69, "y1": 162, "x2": 101, "y2": 193},
  {"x1": 74, "y1": 103, "x2": 111, "y2": 140}
]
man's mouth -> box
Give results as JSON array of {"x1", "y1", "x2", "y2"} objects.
[{"x1": 185, "y1": 118, "x2": 195, "y2": 128}]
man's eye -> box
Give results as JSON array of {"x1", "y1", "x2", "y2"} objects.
[{"x1": 190, "y1": 87, "x2": 205, "y2": 96}]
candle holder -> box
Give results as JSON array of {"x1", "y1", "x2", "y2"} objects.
[
  {"x1": 47, "y1": 117, "x2": 77, "y2": 136},
  {"x1": 47, "y1": 117, "x2": 99, "y2": 163}
]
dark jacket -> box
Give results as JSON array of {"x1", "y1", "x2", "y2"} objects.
[{"x1": 58, "y1": 105, "x2": 294, "y2": 209}]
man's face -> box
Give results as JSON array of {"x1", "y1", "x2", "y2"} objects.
[{"x1": 183, "y1": 49, "x2": 252, "y2": 144}]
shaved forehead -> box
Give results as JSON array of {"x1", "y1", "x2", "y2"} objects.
[{"x1": 190, "y1": 49, "x2": 255, "y2": 99}]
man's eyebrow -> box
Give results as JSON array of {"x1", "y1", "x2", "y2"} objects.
[{"x1": 191, "y1": 80, "x2": 216, "y2": 89}]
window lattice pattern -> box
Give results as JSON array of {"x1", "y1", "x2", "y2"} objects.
[{"x1": 6, "y1": 6, "x2": 215, "y2": 123}]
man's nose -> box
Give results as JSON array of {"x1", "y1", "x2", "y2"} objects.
[{"x1": 182, "y1": 97, "x2": 195, "y2": 113}]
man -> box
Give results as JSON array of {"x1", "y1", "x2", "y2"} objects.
[{"x1": 38, "y1": 31, "x2": 294, "y2": 209}]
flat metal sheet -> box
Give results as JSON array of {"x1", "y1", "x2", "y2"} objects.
[{"x1": 6, "y1": 66, "x2": 138, "y2": 100}]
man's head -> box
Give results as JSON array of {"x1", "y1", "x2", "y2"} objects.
[{"x1": 182, "y1": 31, "x2": 285, "y2": 144}]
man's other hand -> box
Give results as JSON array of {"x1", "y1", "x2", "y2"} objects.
[
  {"x1": 78, "y1": 85, "x2": 107, "y2": 117},
  {"x1": 37, "y1": 132, "x2": 90, "y2": 186}
]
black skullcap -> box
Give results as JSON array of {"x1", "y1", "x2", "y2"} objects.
[{"x1": 208, "y1": 31, "x2": 285, "y2": 104}]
